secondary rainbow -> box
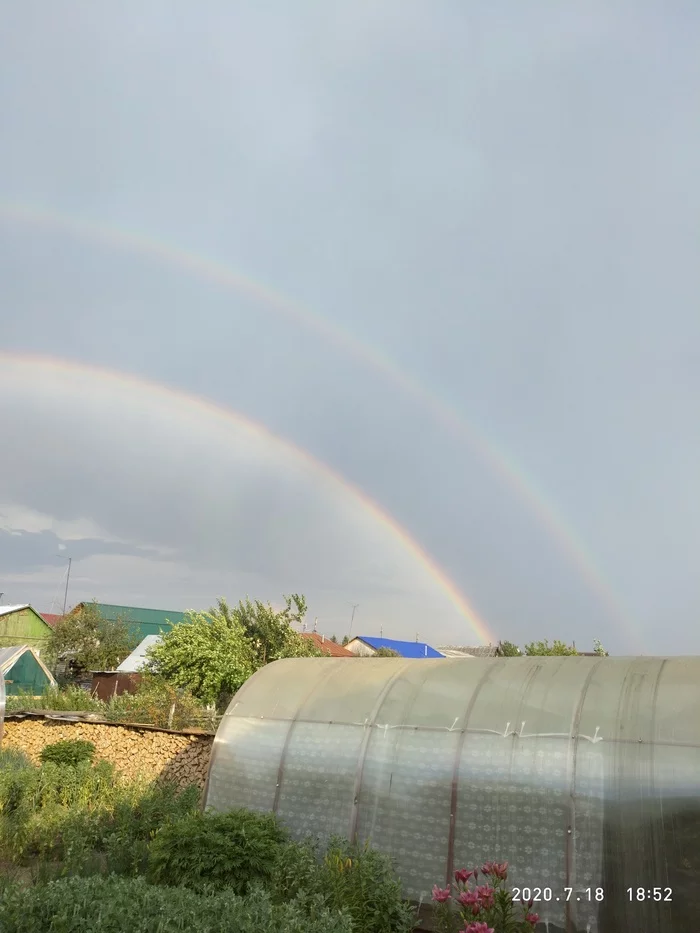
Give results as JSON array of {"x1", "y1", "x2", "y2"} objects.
[
  {"x1": 0, "y1": 352, "x2": 496, "y2": 644},
  {"x1": 0, "y1": 201, "x2": 640, "y2": 649}
]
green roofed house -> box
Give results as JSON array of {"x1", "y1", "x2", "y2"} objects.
[
  {"x1": 68, "y1": 603, "x2": 189, "y2": 642},
  {"x1": 0, "y1": 605, "x2": 53, "y2": 653},
  {"x1": 0, "y1": 645, "x2": 57, "y2": 696}
]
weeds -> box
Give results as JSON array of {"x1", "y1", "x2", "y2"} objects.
[
  {"x1": 6, "y1": 679, "x2": 219, "y2": 732},
  {"x1": 0, "y1": 757, "x2": 198, "y2": 876}
]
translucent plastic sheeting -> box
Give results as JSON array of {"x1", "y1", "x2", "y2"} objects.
[{"x1": 203, "y1": 657, "x2": 700, "y2": 933}]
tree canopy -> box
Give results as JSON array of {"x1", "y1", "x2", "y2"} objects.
[
  {"x1": 47, "y1": 601, "x2": 138, "y2": 674},
  {"x1": 146, "y1": 595, "x2": 321, "y2": 707},
  {"x1": 500, "y1": 638, "x2": 609, "y2": 657}
]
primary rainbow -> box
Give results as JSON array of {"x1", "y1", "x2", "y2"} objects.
[
  {"x1": 0, "y1": 200, "x2": 640, "y2": 650},
  {"x1": 0, "y1": 352, "x2": 496, "y2": 645}
]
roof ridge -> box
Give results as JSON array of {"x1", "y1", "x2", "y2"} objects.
[{"x1": 90, "y1": 602, "x2": 187, "y2": 613}]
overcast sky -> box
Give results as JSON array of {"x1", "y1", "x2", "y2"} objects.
[{"x1": 1, "y1": 3, "x2": 698, "y2": 654}]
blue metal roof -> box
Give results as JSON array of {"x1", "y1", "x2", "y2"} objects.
[{"x1": 355, "y1": 636, "x2": 444, "y2": 658}]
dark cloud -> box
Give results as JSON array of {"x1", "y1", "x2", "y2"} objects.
[{"x1": 0, "y1": 527, "x2": 160, "y2": 575}]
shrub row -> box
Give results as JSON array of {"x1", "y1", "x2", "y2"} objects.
[{"x1": 0, "y1": 875, "x2": 353, "y2": 933}]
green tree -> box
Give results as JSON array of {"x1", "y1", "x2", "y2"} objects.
[
  {"x1": 373, "y1": 647, "x2": 401, "y2": 657},
  {"x1": 146, "y1": 595, "x2": 321, "y2": 707},
  {"x1": 523, "y1": 639, "x2": 579, "y2": 656},
  {"x1": 341, "y1": 635, "x2": 350, "y2": 646},
  {"x1": 232, "y1": 594, "x2": 318, "y2": 666},
  {"x1": 47, "y1": 600, "x2": 138, "y2": 674},
  {"x1": 498, "y1": 640, "x2": 522, "y2": 657},
  {"x1": 593, "y1": 638, "x2": 609, "y2": 656}
]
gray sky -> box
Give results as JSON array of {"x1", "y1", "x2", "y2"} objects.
[{"x1": 1, "y1": 3, "x2": 698, "y2": 653}]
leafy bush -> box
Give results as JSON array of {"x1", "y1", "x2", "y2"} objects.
[
  {"x1": 147, "y1": 808, "x2": 288, "y2": 893},
  {"x1": 0, "y1": 875, "x2": 353, "y2": 933},
  {"x1": 431, "y1": 862, "x2": 539, "y2": 933},
  {"x1": 102, "y1": 780, "x2": 200, "y2": 876},
  {"x1": 274, "y1": 835, "x2": 416, "y2": 933},
  {"x1": 40, "y1": 739, "x2": 96, "y2": 767}
]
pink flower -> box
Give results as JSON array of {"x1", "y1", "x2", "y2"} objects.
[
  {"x1": 455, "y1": 868, "x2": 475, "y2": 884},
  {"x1": 525, "y1": 912, "x2": 540, "y2": 926},
  {"x1": 457, "y1": 890, "x2": 480, "y2": 908},
  {"x1": 481, "y1": 860, "x2": 508, "y2": 880},
  {"x1": 476, "y1": 885, "x2": 495, "y2": 908},
  {"x1": 462, "y1": 923, "x2": 494, "y2": 933},
  {"x1": 432, "y1": 885, "x2": 452, "y2": 903}
]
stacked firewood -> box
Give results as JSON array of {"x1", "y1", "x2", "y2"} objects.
[{"x1": 2, "y1": 718, "x2": 214, "y2": 790}]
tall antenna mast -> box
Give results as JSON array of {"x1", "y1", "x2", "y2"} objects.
[
  {"x1": 349, "y1": 603, "x2": 359, "y2": 638},
  {"x1": 62, "y1": 558, "x2": 72, "y2": 615}
]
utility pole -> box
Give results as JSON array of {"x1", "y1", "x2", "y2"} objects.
[
  {"x1": 62, "y1": 558, "x2": 72, "y2": 615},
  {"x1": 349, "y1": 603, "x2": 359, "y2": 638}
]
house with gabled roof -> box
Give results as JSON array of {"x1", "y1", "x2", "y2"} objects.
[
  {"x1": 67, "y1": 603, "x2": 189, "y2": 641},
  {"x1": 0, "y1": 604, "x2": 53, "y2": 652},
  {"x1": 346, "y1": 636, "x2": 444, "y2": 658},
  {"x1": 301, "y1": 632, "x2": 353, "y2": 657}
]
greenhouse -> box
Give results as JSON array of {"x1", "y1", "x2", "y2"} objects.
[
  {"x1": 203, "y1": 656, "x2": 700, "y2": 933},
  {"x1": 0, "y1": 645, "x2": 56, "y2": 699}
]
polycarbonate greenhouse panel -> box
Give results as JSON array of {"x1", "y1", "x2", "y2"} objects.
[{"x1": 202, "y1": 657, "x2": 700, "y2": 933}]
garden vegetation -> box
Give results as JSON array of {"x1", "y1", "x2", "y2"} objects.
[{"x1": 0, "y1": 743, "x2": 417, "y2": 933}]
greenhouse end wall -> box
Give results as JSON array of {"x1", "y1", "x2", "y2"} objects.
[{"x1": 202, "y1": 656, "x2": 700, "y2": 933}]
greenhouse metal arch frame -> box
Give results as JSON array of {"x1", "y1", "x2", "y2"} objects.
[{"x1": 203, "y1": 656, "x2": 700, "y2": 933}]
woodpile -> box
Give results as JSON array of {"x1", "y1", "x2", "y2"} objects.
[{"x1": 1, "y1": 718, "x2": 213, "y2": 790}]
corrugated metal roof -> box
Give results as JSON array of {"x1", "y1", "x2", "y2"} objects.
[
  {"x1": 71, "y1": 603, "x2": 189, "y2": 642},
  {"x1": 352, "y1": 636, "x2": 444, "y2": 659},
  {"x1": 0, "y1": 604, "x2": 30, "y2": 618},
  {"x1": 74, "y1": 603, "x2": 187, "y2": 627},
  {"x1": 116, "y1": 634, "x2": 163, "y2": 672},
  {"x1": 40, "y1": 613, "x2": 63, "y2": 628},
  {"x1": 440, "y1": 644, "x2": 500, "y2": 658}
]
